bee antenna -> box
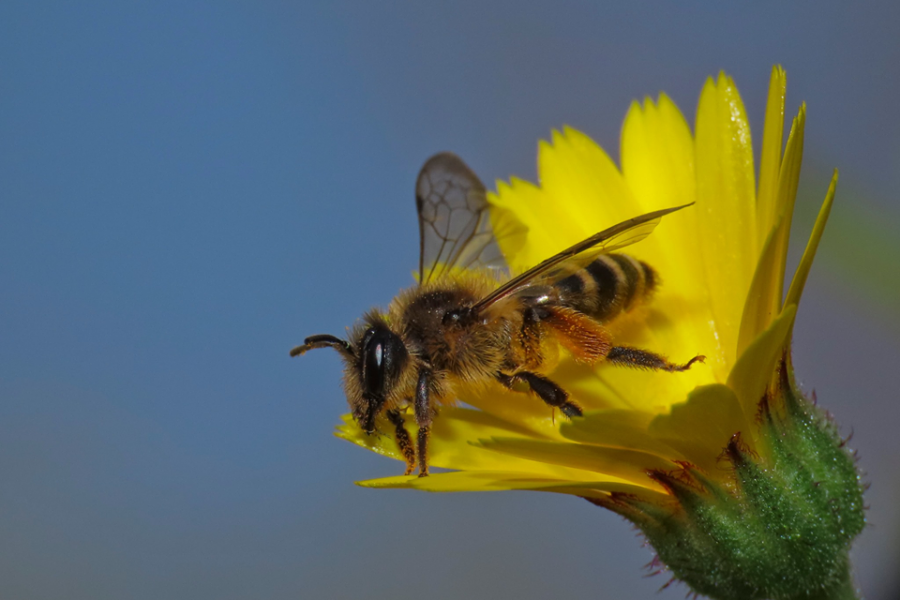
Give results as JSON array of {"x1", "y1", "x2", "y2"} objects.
[{"x1": 290, "y1": 334, "x2": 355, "y2": 358}]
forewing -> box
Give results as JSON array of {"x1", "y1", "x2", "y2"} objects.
[
  {"x1": 416, "y1": 153, "x2": 511, "y2": 283},
  {"x1": 471, "y1": 203, "x2": 692, "y2": 313}
]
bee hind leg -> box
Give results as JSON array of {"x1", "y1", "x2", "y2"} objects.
[
  {"x1": 497, "y1": 371, "x2": 583, "y2": 418},
  {"x1": 386, "y1": 409, "x2": 416, "y2": 476},
  {"x1": 607, "y1": 346, "x2": 705, "y2": 372}
]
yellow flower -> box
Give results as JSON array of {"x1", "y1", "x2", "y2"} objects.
[
  {"x1": 333, "y1": 66, "x2": 865, "y2": 600},
  {"x1": 337, "y1": 67, "x2": 837, "y2": 505}
]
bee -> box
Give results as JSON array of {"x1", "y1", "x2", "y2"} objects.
[{"x1": 292, "y1": 152, "x2": 703, "y2": 476}]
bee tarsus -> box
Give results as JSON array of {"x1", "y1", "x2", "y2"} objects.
[
  {"x1": 606, "y1": 346, "x2": 706, "y2": 372},
  {"x1": 497, "y1": 371, "x2": 584, "y2": 418}
]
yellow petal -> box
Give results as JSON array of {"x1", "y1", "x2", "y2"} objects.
[
  {"x1": 336, "y1": 408, "x2": 565, "y2": 474},
  {"x1": 621, "y1": 95, "x2": 700, "y2": 280},
  {"x1": 489, "y1": 127, "x2": 642, "y2": 274},
  {"x1": 357, "y1": 470, "x2": 670, "y2": 502},
  {"x1": 336, "y1": 414, "x2": 399, "y2": 459},
  {"x1": 455, "y1": 382, "x2": 572, "y2": 437},
  {"x1": 593, "y1": 354, "x2": 713, "y2": 414},
  {"x1": 772, "y1": 106, "x2": 806, "y2": 297},
  {"x1": 538, "y1": 127, "x2": 637, "y2": 240},
  {"x1": 727, "y1": 304, "x2": 798, "y2": 423},
  {"x1": 620, "y1": 95, "x2": 726, "y2": 381},
  {"x1": 736, "y1": 215, "x2": 785, "y2": 357},
  {"x1": 475, "y1": 437, "x2": 672, "y2": 489},
  {"x1": 647, "y1": 384, "x2": 749, "y2": 474},
  {"x1": 561, "y1": 408, "x2": 687, "y2": 459},
  {"x1": 553, "y1": 350, "x2": 708, "y2": 414},
  {"x1": 784, "y1": 170, "x2": 837, "y2": 310},
  {"x1": 488, "y1": 177, "x2": 558, "y2": 274},
  {"x1": 621, "y1": 95, "x2": 695, "y2": 206},
  {"x1": 694, "y1": 74, "x2": 758, "y2": 368},
  {"x1": 736, "y1": 104, "x2": 806, "y2": 356},
  {"x1": 757, "y1": 65, "x2": 787, "y2": 240},
  {"x1": 485, "y1": 201, "x2": 529, "y2": 274},
  {"x1": 544, "y1": 359, "x2": 636, "y2": 410}
]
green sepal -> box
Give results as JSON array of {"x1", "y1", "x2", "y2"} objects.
[
  {"x1": 592, "y1": 364, "x2": 865, "y2": 600},
  {"x1": 762, "y1": 361, "x2": 866, "y2": 545}
]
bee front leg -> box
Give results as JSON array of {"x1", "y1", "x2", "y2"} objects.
[
  {"x1": 497, "y1": 371, "x2": 583, "y2": 418},
  {"x1": 414, "y1": 368, "x2": 434, "y2": 477},
  {"x1": 386, "y1": 409, "x2": 416, "y2": 476}
]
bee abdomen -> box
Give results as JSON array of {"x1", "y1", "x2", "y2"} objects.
[{"x1": 553, "y1": 254, "x2": 657, "y2": 322}]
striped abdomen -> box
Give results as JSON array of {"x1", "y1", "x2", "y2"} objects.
[{"x1": 551, "y1": 254, "x2": 657, "y2": 323}]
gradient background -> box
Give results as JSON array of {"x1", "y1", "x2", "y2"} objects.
[{"x1": 2, "y1": 2, "x2": 899, "y2": 599}]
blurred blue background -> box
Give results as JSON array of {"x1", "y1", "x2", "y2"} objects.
[{"x1": 1, "y1": 2, "x2": 898, "y2": 598}]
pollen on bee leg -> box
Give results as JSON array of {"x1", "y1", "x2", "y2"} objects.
[
  {"x1": 542, "y1": 306, "x2": 612, "y2": 364},
  {"x1": 386, "y1": 409, "x2": 416, "y2": 476},
  {"x1": 516, "y1": 306, "x2": 545, "y2": 370}
]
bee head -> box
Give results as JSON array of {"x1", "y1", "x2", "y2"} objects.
[
  {"x1": 351, "y1": 320, "x2": 409, "y2": 432},
  {"x1": 290, "y1": 315, "x2": 409, "y2": 434}
]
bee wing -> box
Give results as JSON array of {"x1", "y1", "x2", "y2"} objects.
[
  {"x1": 471, "y1": 203, "x2": 693, "y2": 314},
  {"x1": 416, "y1": 152, "x2": 520, "y2": 284}
]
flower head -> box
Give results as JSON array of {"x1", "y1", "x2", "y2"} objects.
[{"x1": 337, "y1": 67, "x2": 864, "y2": 599}]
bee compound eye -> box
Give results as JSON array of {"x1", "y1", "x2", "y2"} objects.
[{"x1": 361, "y1": 325, "x2": 408, "y2": 399}]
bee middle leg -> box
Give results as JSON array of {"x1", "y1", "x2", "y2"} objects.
[
  {"x1": 386, "y1": 409, "x2": 416, "y2": 476},
  {"x1": 607, "y1": 346, "x2": 705, "y2": 372},
  {"x1": 497, "y1": 371, "x2": 583, "y2": 418}
]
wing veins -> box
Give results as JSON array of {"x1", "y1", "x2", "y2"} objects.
[
  {"x1": 415, "y1": 152, "x2": 511, "y2": 284},
  {"x1": 471, "y1": 203, "x2": 693, "y2": 314}
]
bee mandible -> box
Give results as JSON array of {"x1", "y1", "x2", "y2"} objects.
[{"x1": 292, "y1": 153, "x2": 704, "y2": 476}]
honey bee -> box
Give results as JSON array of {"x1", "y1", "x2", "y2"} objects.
[{"x1": 292, "y1": 152, "x2": 703, "y2": 476}]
